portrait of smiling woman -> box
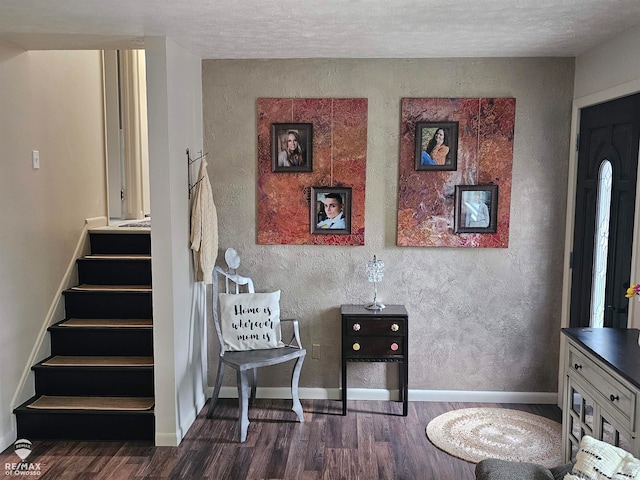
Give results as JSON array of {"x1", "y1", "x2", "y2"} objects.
[
  {"x1": 271, "y1": 123, "x2": 313, "y2": 172},
  {"x1": 415, "y1": 121, "x2": 458, "y2": 171},
  {"x1": 422, "y1": 128, "x2": 449, "y2": 165},
  {"x1": 278, "y1": 130, "x2": 305, "y2": 167}
]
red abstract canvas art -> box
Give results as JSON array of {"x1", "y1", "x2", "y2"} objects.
[
  {"x1": 257, "y1": 98, "x2": 367, "y2": 246},
  {"x1": 397, "y1": 98, "x2": 515, "y2": 248}
]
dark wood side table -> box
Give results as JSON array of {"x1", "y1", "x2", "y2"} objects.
[{"x1": 341, "y1": 304, "x2": 408, "y2": 416}]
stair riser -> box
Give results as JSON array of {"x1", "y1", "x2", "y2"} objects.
[
  {"x1": 77, "y1": 259, "x2": 152, "y2": 285},
  {"x1": 16, "y1": 410, "x2": 154, "y2": 441},
  {"x1": 90, "y1": 233, "x2": 151, "y2": 255},
  {"x1": 34, "y1": 369, "x2": 154, "y2": 396},
  {"x1": 62, "y1": 291, "x2": 152, "y2": 319},
  {"x1": 50, "y1": 328, "x2": 153, "y2": 356}
]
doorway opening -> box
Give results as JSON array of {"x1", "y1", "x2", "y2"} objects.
[
  {"x1": 569, "y1": 93, "x2": 640, "y2": 328},
  {"x1": 103, "y1": 50, "x2": 150, "y2": 223}
]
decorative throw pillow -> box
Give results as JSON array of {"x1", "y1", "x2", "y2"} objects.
[
  {"x1": 564, "y1": 435, "x2": 640, "y2": 480},
  {"x1": 218, "y1": 291, "x2": 284, "y2": 351}
]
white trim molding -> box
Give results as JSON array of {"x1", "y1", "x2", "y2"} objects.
[{"x1": 209, "y1": 387, "x2": 558, "y2": 405}]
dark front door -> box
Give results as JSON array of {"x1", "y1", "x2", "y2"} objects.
[{"x1": 570, "y1": 93, "x2": 640, "y2": 328}]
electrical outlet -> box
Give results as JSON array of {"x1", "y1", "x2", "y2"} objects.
[
  {"x1": 312, "y1": 344, "x2": 321, "y2": 360},
  {"x1": 32, "y1": 150, "x2": 40, "y2": 169}
]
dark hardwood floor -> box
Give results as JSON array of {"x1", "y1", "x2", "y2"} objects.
[{"x1": 0, "y1": 399, "x2": 562, "y2": 479}]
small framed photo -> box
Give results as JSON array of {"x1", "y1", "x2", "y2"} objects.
[
  {"x1": 454, "y1": 184, "x2": 498, "y2": 234},
  {"x1": 272, "y1": 123, "x2": 313, "y2": 172},
  {"x1": 415, "y1": 121, "x2": 458, "y2": 171},
  {"x1": 310, "y1": 186, "x2": 351, "y2": 235}
]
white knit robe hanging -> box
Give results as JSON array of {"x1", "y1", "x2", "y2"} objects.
[{"x1": 190, "y1": 156, "x2": 218, "y2": 284}]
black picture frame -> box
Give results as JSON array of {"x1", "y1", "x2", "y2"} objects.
[
  {"x1": 310, "y1": 186, "x2": 351, "y2": 235},
  {"x1": 454, "y1": 184, "x2": 498, "y2": 234},
  {"x1": 415, "y1": 121, "x2": 458, "y2": 171},
  {"x1": 272, "y1": 123, "x2": 313, "y2": 172}
]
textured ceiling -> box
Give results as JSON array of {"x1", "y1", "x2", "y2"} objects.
[{"x1": 1, "y1": 0, "x2": 640, "y2": 58}]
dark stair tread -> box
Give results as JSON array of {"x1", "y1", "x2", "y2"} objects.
[
  {"x1": 53, "y1": 318, "x2": 153, "y2": 328},
  {"x1": 36, "y1": 355, "x2": 154, "y2": 367},
  {"x1": 89, "y1": 227, "x2": 150, "y2": 232},
  {"x1": 16, "y1": 395, "x2": 154, "y2": 413},
  {"x1": 88, "y1": 230, "x2": 151, "y2": 236},
  {"x1": 83, "y1": 254, "x2": 151, "y2": 260},
  {"x1": 69, "y1": 284, "x2": 152, "y2": 292}
]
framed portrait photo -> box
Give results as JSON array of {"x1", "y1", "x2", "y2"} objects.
[
  {"x1": 310, "y1": 186, "x2": 351, "y2": 235},
  {"x1": 454, "y1": 184, "x2": 498, "y2": 234},
  {"x1": 415, "y1": 121, "x2": 458, "y2": 171},
  {"x1": 272, "y1": 123, "x2": 313, "y2": 173}
]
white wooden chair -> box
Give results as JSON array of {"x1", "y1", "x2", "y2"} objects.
[{"x1": 206, "y1": 249, "x2": 306, "y2": 443}]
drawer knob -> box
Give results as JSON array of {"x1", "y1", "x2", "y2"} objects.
[
  {"x1": 610, "y1": 394, "x2": 620, "y2": 402},
  {"x1": 391, "y1": 323, "x2": 399, "y2": 332},
  {"x1": 352, "y1": 343, "x2": 361, "y2": 351},
  {"x1": 391, "y1": 342, "x2": 399, "y2": 351},
  {"x1": 574, "y1": 363, "x2": 582, "y2": 370},
  {"x1": 352, "y1": 323, "x2": 361, "y2": 332}
]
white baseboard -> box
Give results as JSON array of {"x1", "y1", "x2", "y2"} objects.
[
  {"x1": 85, "y1": 216, "x2": 108, "y2": 229},
  {"x1": 409, "y1": 389, "x2": 559, "y2": 404},
  {"x1": 177, "y1": 392, "x2": 208, "y2": 442},
  {"x1": 208, "y1": 387, "x2": 559, "y2": 404}
]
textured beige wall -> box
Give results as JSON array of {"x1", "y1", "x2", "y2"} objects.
[
  {"x1": 202, "y1": 58, "x2": 575, "y2": 395},
  {"x1": 0, "y1": 44, "x2": 106, "y2": 446}
]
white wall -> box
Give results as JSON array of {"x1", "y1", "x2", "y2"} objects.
[
  {"x1": 202, "y1": 58, "x2": 575, "y2": 401},
  {"x1": 145, "y1": 37, "x2": 206, "y2": 446},
  {"x1": 0, "y1": 43, "x2": 107, "y2": 449},
  {"x1": 574, "y1": 24, "x2": 640, "y2": 100}
]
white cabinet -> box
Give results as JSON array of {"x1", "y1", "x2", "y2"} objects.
[{"x1": 562, "y1": 328, "x2": 640, "y2": 462}]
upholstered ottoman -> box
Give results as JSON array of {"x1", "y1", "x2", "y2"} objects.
[{"x1": 475, "y1": 458, "x2": 574, "y2": 480}]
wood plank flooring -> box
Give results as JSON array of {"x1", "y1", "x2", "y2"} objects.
[{"x1": 0, "y1": 399, "x2": 562, "y2": 479}]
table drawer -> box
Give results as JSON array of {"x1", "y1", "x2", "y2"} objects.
[
  {"x1": 346, "y1": 336, "x2": 403, "y2": 357},
  {"x1": 568, "y1": 345, "x2": 635, "y2": 427},
  {"x1": 345, "y1": 317, "x2": 405, "y2": 336}
]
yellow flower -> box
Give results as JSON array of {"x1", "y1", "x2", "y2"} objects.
[{"x1": 627, "y1": 284, "x2": 640, "y2": 298}]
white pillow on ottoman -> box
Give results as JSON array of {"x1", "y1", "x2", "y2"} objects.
[
  {"x1": 564, "y1": 435, "x2": 640, "y2": 479},
  {"x1": 219, "y1": 291, "x2": 285, "y2": 351}
]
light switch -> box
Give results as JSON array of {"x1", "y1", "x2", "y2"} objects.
[{"x1": 32, "y1": 150, "x2": 40, "y2": 169}]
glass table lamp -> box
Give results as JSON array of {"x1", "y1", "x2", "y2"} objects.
[{"x1": 365, "y1": 255, "x2": 385, "y2": 310}]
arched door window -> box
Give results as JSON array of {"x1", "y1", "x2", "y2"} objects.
[{"x1": 590, "y1": 160, "x2": 612, "y2": 328}]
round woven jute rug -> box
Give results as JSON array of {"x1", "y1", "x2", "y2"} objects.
[{"x1": 426, "y1": 407, "x2": 562, "y2": 467}]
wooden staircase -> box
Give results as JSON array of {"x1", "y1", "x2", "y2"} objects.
[{"x1": 13, "y1": 229, "x2": 155, "y2": 441}]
